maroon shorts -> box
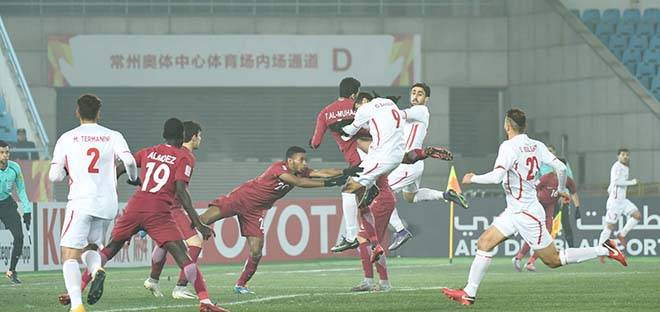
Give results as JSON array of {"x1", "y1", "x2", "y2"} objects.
[
  {"x1": 209, "y1": 195, "x2": 265, "y2": 238},
  {"x1": 171, "y1": 208, "x2": 198, "y2": 239},
  {"x1": 112, "y1": 198, "x2": 184, "y2": 247},
  {"x1": 358, "y1": 192, "x2": 395, "y2": 242}
]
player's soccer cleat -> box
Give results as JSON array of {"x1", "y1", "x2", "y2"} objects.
[
  {"x1": 200, "y1": 302, "x2": 231, "y2": 312},
  {"x1": 425, "y1": 146, "x2": 453, "y2": 161},
  {"x1": 512, "y1": 257, "x2": 522, "y2": 272},
  {"x1": 617, "y1": 233, "x2": 627, "y2": 247},
  {"x1": 172, "y1": 285, "x2": 198, "y2": 299},
  {"x1": 5, "y1": 270, "x2": 21, "y2": 284},
  {"x1": 444, "y1": 189, "x2": 468, "y2": 209},
  {"x1": 603, "y1": 239, "x2": 628, "y2": 266},
  {"x1": 375, "y1": 282, "x2": 392, "y2": 292},
  {"x1": 331, "y1": 236, "x2": 359, "y2": 253},
  {"x1": 388, "y1": 228, "x2": 413, "y2": 251},
  {"x1": 70, "y1": 304, "x2": 86, "y2": 312},
  {"x1": 525, "y1": 263, "x2": 537, "y2": 272},
  {"x1": 350, "y1": 281, "x2": 375, "y2": 292},
  {"x1": 87, "y1": 268, "x2": 106, "y2": 305},
  {"x1": 358, "y1": 185, "x2": 380, "y2": 209},
  {"x1": 442, "y1": 288, "x2": 475, "y2": 306},
  {"x1": 370, "y1": 244, "x2": 385, "y2": 264},
  {"x1": 58, "y1": 293, "x2": 71, "y2": 305},
  {"x1": 233, "y1": 285, "x2": 255, "y2": 294},
  {"x1": 144, "y1": 277, "x2": 164, "y2": 297}
]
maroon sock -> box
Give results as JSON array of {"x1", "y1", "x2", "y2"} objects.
[
  {"x1": 516, "y1": 242, "x2": 531, "y2": 260},
  {"x1": 375, "y1": 255, "x2": 388, "y2": 281},
  {"x1": 358, "y1": 242, "x2": 374, "y2": 278},
  {"x1": 177, "y1": 246, "x2": 202, "y2": 286},
  {"x1": 236, "y1": 257, "x2": 260, "y2": 287},
  {"x1": 80, "y1": 269, "x2": 92, "y2": 291},
  {"x1": 182, "y1": 261, "x2": 208, "y2": 301}
]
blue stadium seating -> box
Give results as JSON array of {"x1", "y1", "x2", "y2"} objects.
[
  {"x1": 616, "y1": 22, "x2": 635, "y2": 36},
  {"x1": 651, "y1": 75, "x2": 660, "y2": 91},
  {"x1": 630, "y1": 34, "x2": 649, "y2": 49},
  {"x1": 623, "y1": 48, "x2": 642, "y2": 73},
  {"x1": 643, "y1": 48, "x2": 660, "y2": 64},
  {"x1": 636, "y1": 62, "x2": 656, "y2": 78},
  {"x1": 639, "y1": 76, "x2": 652, "y2": 89},
  {"x1": 623, "y1": 9, "x2": 642, "y2": 24},
  {"x1": 636, "y1": 22, "x2": 655, "y2": 36},
  {"x1": 582, "y1": 9, "x2": 601, "y2": 24},
  {"x1": 643, "y1": 8, "x2": 660, "y2": 23},
  {"x1": 610, "y1": 48, "x2": 623, "y2": 59},
  {"x1": 602, "y1": 9, "x2": 621, "y2": 24},
  {"x1": 650, "y1": 35, "x2": 660, "y2": 49},
  {"x1": 609, "y1": 34, "x2": 628, "y2": 50}
]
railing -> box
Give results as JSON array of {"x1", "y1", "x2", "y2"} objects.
[
  {"x1": 0, "y1": 0, "x2": 506, "y2": 17},
  {"x1": 0, "y1": 16, "x2": 50, "y2": 158}
]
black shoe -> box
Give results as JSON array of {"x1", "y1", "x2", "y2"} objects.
[
  {"x1": 87, "y1": 268, "x2": 106, "y2": 305},
  {"x1": 358, "y1": 185, "x2": 380, "y2": 208},
  {"x1": 5, "y1": 270, "x2": 21, "y2": 284},
  {"x1": 444, "y1": 189, "x2": 469, "y2": 209},
  {"x1": 331, "y1": 236, "x2": 359, "y2": 253},
  {"x1": 388, "y1": 228, "x2": 413, "y2": 251}
]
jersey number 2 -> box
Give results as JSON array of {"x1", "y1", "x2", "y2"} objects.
[
  {"x1": 525, "y1": 156, "x2": 539, "y2": 181},
  {"x1": 87, "y1": 148, "x2": 100, "y2": 173}
]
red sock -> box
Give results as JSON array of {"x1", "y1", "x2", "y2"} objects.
[
  {"x1": 360, "y1": 212, "x2": 379, "y2": 244},
  {"x1": 358, "y1": 243, "x2": 373, "y2": 278},
  {"x1": 80, "y1": 269, "x2": 92, "y2": 291},
  {"x1": 177, "y1": 246, "x2": 202, "y2": 286},
  {"x1": 516, "y1": 242, "x2": 531, "y2": 260},
  {"x1": 236, "y1": 257, "x2": 259, "y2": 287},
  {"x1": 375, "y1": 255, "x2": 388, "y2": 280},
  {"x1": 182, "y1": 261, "x2": 208, "y2": 301}
]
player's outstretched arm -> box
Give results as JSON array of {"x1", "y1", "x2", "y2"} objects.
[
  {"x1": 279, "y1": 173, "x2": 348, "y2": 188},
  {"x1": 175, "y1": 180, "x2": 214, "y2": 240},
  {"x1": 308, "y1": 167, "x2": 362, "y2": 179}
]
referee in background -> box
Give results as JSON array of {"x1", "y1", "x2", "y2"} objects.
[{"x1": 0, "y1": 140, "x2": 32, "y2": 284}]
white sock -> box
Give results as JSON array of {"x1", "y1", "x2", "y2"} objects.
[
  {"x1": 598, "y1": 228, "x2": 612, "y2": 245},
  {"x1": 363, "y1": 277, "x2": 373, "y2": 285},
  {"x1": 81, "y1": 250, "x2": 102, "y2": 275},
  {"x1": 389, "y1": 208, "x2": 406, "y2": 232},
  {"x1": 559, "y1": 246, "x2": 608, "y2": 265},
  {"x1": 463, "y1": 250, "x2": 492, "y2": 297},
  {"x1": 413, "y1": 188, "x2": 445, "y2": 203},
  {"x1": 619, "y1": 217, "x2": 639, "y2": 237},
  {"x1": 341, "y1": 192, "x2": 359, "y2": 241},
  {"x1": 62, "y1": 259, "x2": 83, "y2": 306}
]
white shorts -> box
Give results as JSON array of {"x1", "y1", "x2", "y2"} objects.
[
  {"x1": 387, "y1": 161, "x2": 424, "y2": 193},
  {"x1": 605, "y1": 198, "x2": 638, "y2": 224},
  {"x1": 353, "y1": 158, "x2": 399, "y2": 188},
  {"x1": 60, "y1": 207, "x2": 111, "y2": 249},
  {"x1": 492, "y1": 201, "x2": 553, "y2": 250}
]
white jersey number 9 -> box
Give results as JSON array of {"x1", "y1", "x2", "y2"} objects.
[{"x1": 141, "y1": 162, "x2": 171, "y2": 193}]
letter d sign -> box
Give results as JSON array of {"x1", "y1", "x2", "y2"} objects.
[{"x1": 333, "y1": 48, "x2": 351, "y2": 72}]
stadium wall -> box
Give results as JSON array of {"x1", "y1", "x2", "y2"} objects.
[{"x1": 506, "y1": 0, "x2": 660, "y2": 184}]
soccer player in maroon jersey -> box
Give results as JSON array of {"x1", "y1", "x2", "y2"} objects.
[
  {"x1": 144, "y1": 121, "x2": 204, "y2": 299},
  {"x1": 513, "y1": 170, "x2": 579, "y2": 271},
  {"x1": 199, "y1": 146, "x2": 360, "y2": 294},
  {"x1": 58, "y1": 118, "x2": 229, "y2": 312}
]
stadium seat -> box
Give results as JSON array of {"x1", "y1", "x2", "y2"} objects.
[
  {"x1": 638, "y1": 76, "x2": 652, "y2": 89},
  {"x1": 582, "y1": 9, "x2": 601, "y2": 24},
  {"x1": 596, "y1": 23, "x2": 615, "y2": 43},
  {"x1": 616, "y1": 22, "x2": 635, "y2": 36},
  {"x1": 602, "y1": 9, "x2": 621, "y2": 24},
  {"x1": 651, "y1": 35, "x2": 660, "y2": 49},
  {"x1": 643, "y1": 48, "x2": 660, "y2": 64},
  {"x1": 623, "y1": 48, "x2": 642, "y2": 73},
  {"x1": 643, "y1": 8, "x2": 660, "y2": 24},
  {"x1": 609, "y1": 34, "x2": 628, "y2": 50},
  {"x1": 636, "y1": 62, "x2": 656, "y2": 78},
  {"x1": 630, "y1": 34, "x2": 649, "y2": 49},
  {"x1": 636, "y1": 22, "x2": 655, "y2": 37},
  {"x1": 623, "y1": 9, "x2": 642, "y2": 24},
  {"x1": 651, "y1": 75, "x2": 660, "y2": 92}
]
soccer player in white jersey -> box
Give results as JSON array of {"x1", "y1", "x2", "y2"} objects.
[
  {"x1": 597, "y1": 149, "x2": 642, "y2": 249},
  {"x1": 387, "y1": 83, "x2": 468, "y2": 251},
  {"x1": 442, "y1": 109, "x2": 627, "y2": 306},
  {"x1": 49, "y1": 94, "x2": 138, "y2": 312}
]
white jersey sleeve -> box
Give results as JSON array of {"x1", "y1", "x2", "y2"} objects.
[
  {"x1": 343, "y1": 103, "x2": 372, "y2": 138},
  {"x1": 402, "y1": 105, "x2": 429, "y2": 123},
  {"x1": 608, "y1": 162, "x2": 635, "y2": 199},
  {"x1": 112, "y1": 131, "x2": 138, "y2": 181},
  {"x1": 49, "y1": 136, "x2": 68, "y2": 182},
  {"x1": 401, "y1": 105, "x2": 429, "y2": 151}
]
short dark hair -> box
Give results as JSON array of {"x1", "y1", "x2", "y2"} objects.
[
  {"x1": 0, "y1": 140, "x2": 8, "y2": 148},
  {"x1": 183, "y1": 121, "x2": 202, "y2": 143},
  {"x1": 77, "y1": 94, "x2": 102, "y2": 120},
  {"x1": 618, "y1": 148, "x2": 630, "y2": 155},
  {"x1": 16, "y1": 128, "x2": 26, "y2": 135},
  {"x1": 339, "y1": 77, "x2": 361, "y2": 98},
  {"x1": 354, "y1": 92, "x2": 374, "y2": 105},
  {"x1": 411, "y1": 82, "x2": 431, "y2": 97},
  {"x1": 285, "y1": 146, "x2": 306, "y2": 160},
  {"x1": 506, "y1": 108, "x2": 526, "y2": 132},
  {"x1": 162, "y1": 118, "x2": 184, "y2": 141}
]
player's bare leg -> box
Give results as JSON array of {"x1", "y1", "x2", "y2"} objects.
[
  {"x1": 234, "y1": 236, "x2": 263, "y2": 294},
  {"x1": 442, "y1": 225, "x2": 507, "y2": 305}
]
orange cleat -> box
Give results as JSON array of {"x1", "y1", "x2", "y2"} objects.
[
  {"x1": 603, "y1": 239, "x2": 628, "y2": 266},
  {"x1": 370, "y1": 244, "x2": 384, "y2": 264},
  {"x1": 442, "y1": 288, "x2": 475, "y2": 306}
]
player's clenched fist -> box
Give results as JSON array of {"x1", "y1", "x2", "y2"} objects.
[
  {"x1": 195, "y1": 223, "x2": 215, "y2": 240},
  {"x1": 462, "y1": 173, "x2": 475, "y2": 184}
]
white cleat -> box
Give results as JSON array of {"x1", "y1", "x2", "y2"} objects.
[
  {"x1": 172, "y1": 285, "x2": 198, "y2": 299},
  {"x1": 512, "y1": 257, "x2": 522, "y2": 272},
  {"x1": 143, "y1": 278, "x2": 164, "y2": 298}
]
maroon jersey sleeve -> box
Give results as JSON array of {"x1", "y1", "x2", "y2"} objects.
[
  {"x1": 269, "y1": 162, "x2": 288, "y2": 179},
  {"x1": 567, "y1": 177, "x2": 577, "y2": 194},
  {"x1": 174, "y1": 152, "x2": 193, "y2": 184},
  {"x1": 134, "y1": 149, "x2": 145, "y2": 167},
  {"x1": 310, "y1": 108, "x2": 327, "y2": 149}
]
